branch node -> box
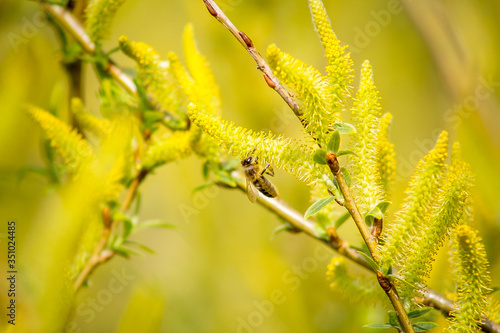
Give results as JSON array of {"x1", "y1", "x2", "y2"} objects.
[
  {"x1": 263, "y1": 72, "x2": 276, "y2": 89},
  {"x1": 239, "y1": 31, "x2": 254, "y2": 48},
  {"x1": 102, "y1": 205, "x2": 112, "y2": 228},
  {"x1": 327, "y1": 226, "x2": 342, "y2": 249},
  {"x1": 377, "y1": 271, "x2": 392, "y2": 293},
  {"x1": 334, "y1": 198, "x2": 345, "y2": 206},
  {"x1": 326, "y1": 152, "x2": 340, "y2": 173},
  {"x1": 203, "y1": 0, "x2": 218, "y2": 17},
  {"x1": 371, "y1": 217, "x2": 383, "y2": 240}
]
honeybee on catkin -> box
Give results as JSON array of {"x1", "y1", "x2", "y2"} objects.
[{"x1": 241, "y1": 148, "x2": 279, "y2": 203}]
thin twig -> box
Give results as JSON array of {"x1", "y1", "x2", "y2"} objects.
[
  {"x1": 229, "y1": 173, "x2": 465, "y2": 330},
  {"x1": 41, "y1": 2, "x2": 186, "y2": 127},
  {"x1": 325, "y1": 153, "x2": 414, "y2": 333},
  {"x1": 202, "y1": 0, "x2": 302, "y2": 117},
  {"x1": 231, "y1": 174, "x2": 372, "y2": 271},
  {"x1": 73, "y1": 168, "x2": 149, "y2": 291},
  {"x1": 41, "y1": 2, "x2": 137, "y2": 96},
  {"x1": 422, "y1": 291, "x2": 500, "y2": 333},
  {"x1": 326, "y1": 153, "x2": 379, "y2": 257},
  {"x1": 40, "y1": 1, "x2": 154, "y2": 291}
]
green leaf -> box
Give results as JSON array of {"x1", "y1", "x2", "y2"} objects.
[
  {"x1": 125, "y1": 240, "x2": 156, "y2": 254},
  {"x1": 388, "y1": 311, "x2": 400, "y2": 327},
  {"x1": 380, "y1": 262, "x2": 392, "y2": 276},
  {"x1": 387, "y1": 274, "x2": 418, "y2": 290},
  {"x1": 334, "y1": 122, "x2": 356, "y2": 134},
  {"x1": 112, "y1": 239, "x2": 140, "y2": 258},
  {"x1": 313, "y1": 149, "x2": 327, "y2": 165},
  {"x1": 202, "y1": 160, "x2": 211, "y2": 180},
  {"x1": 304, "y1": 197, "x2": 334, "y2": 219},
  {"x1": 163, "y1": 117, "x2": 187, "y2": 131},
  {"x1": 112, "y1": 211, "x2": 134, "y2": 238},
  {"x1": 113, "y1": 246, "x2": 133, "y2": 258},
  {"x1": 123, "y1": 218, "x2": 134, "y2": 239},
  {"x1": 214, "y1": 170, "x2": 237, "y2": 187},
  {"x1": 357, "y1": 250, "x2": 379, "y2": 272},
  {"x1": 327, "y1": 130, "x2": 340, "y2": 153},
  {"x1": 412, "y1": 322, "x2": 438, "y2": 332},
  {"x1": 134, "y1": 191, "x2": 142, "y2": 216},
  {"x1": 134, "y1": 219, "x2": 179, "y2": 232},
  {"x1": 340, "y1": 167, "x2": 351, "y2": 187},
  {"x1": 316, "y1": 212, "x2": 330, "y2": 229},
  {"x1": 312, "y1": 223, "x2": 329, "y2": 240},
  {"x1": 144, "y1": 111, "x2": 164, "y2": 128},
  {"x1": 17, "y1": 166, "x2": 50, "y2": 182},
  {"x1": 334, "y1": 212, "x2": 350, "y2": 229},
  {"x1": 367, "y1": 206, "x2": 383, "y2": 220},
  {"x1": 363, "y1": 324, "x2": 393, "y2": 329},
  {"x1": 336, "y1": 150, "x2": 357, "y2": 157},
  {"x1": 322, "y1": 174, "x2": 341, "y2": 199},
  {"x1": 105, "y1": 45, "x2": 121, "y2": 57},
  {"x1": 192, "y1": 183, "x2": 214, "y2": 194},
  {"x1": 271, "y1": 222, "x2": 298, "y2": 239},
  {"x1": 408, "y1": 308, "x2": 432, "y2": 319},
  {"x1": 221, "y1": 159, "x2": 239, "y2": 172},
  {"x1": 376, "y1": 201, "x2": 391, "y2": 214}
]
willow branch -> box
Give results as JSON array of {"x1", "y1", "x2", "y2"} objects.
[
  {"x1": 230, "y1": 173, "x2": 372, "y2": 271},
  {"x1": 228, "y1": 172, "x2": 466, "y2": 331},
  {"x1": 325, "y1": 153, "x2": 414, "y2": 332},
  {"x1": 73, "y1": 168, "x2": 149, "y2": 291},
  {"x1": 202, "y1": 0, "x2": 301, "y2": 117},
  {"x1": 326, "y1": 153, "x2": 379, "y2": 256},
  {"x1": 41, "y1": 2, "x2": 137, "y2": 95},
  {"x1": 422, "y1": 291, "x2": 500, "y2": 333}
]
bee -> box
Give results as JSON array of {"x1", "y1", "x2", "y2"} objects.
[{"x1": 241, "y1": 149, "x2": 279, "y2": 203}]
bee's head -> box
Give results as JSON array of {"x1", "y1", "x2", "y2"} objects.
[
  {"x1": 242, "y1": 147, "x2": 258, "y2": 166},
  {"x1": 241, "y1": 155, "x2": 254, "y2": 166}
]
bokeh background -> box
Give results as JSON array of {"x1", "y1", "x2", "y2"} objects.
[{"x1": 1, "y1": 0, "x2": 500, "y2": 332}]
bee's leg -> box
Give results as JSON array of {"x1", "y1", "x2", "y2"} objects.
[
  {"x1": 255, "y1": 156, "x2": 259, "y2": 164},
  {"x1": 260, "y1": 163, "x2": 271, "y2": 176}
]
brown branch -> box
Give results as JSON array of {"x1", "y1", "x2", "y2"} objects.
[
  {"x1": 202, "y1": 0, "x2": 302, "y2": 117},
  {"x1": 37, "y1": 1, "x2": 155, "y2": 291},
  {"x1": 325, "y1": 153, "x2": 414, "y2": 332},
  {"x1": 41, "y1": 2, "x2": 137, "y2": 96},
  {"x1": 326, "y1": 153, "x2": 379, "y2": 257},
  {"x1": 230, "y1": 174, "x2": 372, "y2": 271},
  {"x1": 228, "y1": 171, "x2": 473, "y2": 331},
  {"x1": 73, "y1": 168, "x2": 149, "y2": 291},
  {"x1": 422, "y1": 291, "x2": 500, "y2": 333}
]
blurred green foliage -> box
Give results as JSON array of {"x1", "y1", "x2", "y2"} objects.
[{"x1": 1, "y1": 0, "x2": 499, "y2": 332}]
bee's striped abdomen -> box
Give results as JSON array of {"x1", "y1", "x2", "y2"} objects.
[{"x1": 253, "y1": 177, "x2": 278, "y2": 198}]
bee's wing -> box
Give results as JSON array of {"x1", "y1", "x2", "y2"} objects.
[{"x1": 246, "y1": 180, "x2": 259, "y2": 203}]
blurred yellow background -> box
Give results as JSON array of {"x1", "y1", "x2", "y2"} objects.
[{"x1": 1, "y1": 0, "x2": 499, "y2": 332}]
